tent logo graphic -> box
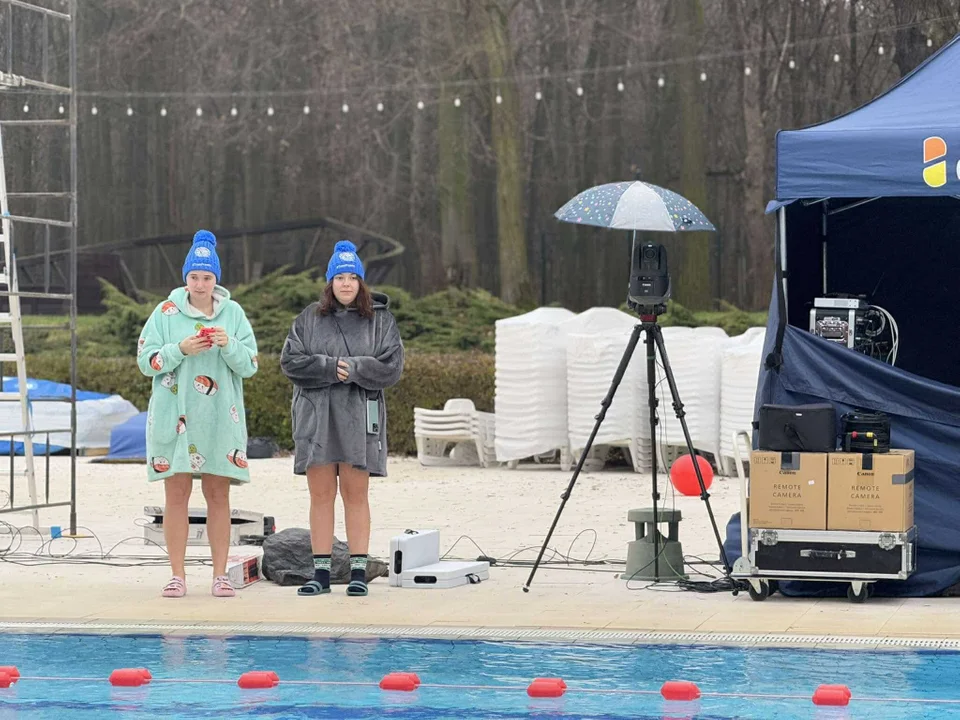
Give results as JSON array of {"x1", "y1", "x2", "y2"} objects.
[{"x1": 923, "y1": 136, "x2": 948, "y2": 187}]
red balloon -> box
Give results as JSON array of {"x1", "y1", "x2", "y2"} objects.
[{"x1": 669, "y1": 454, "x2": 713, "y2": 496}]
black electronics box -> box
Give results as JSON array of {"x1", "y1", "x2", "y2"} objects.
[
  {"x1": 750, "y1": 527, "x2": 916, "y2": 580},
  {"x1": 757, "y1": 403, "x2": 837, "y2": 452}
]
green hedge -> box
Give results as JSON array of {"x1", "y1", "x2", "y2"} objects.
[{"x1": 25, "y1": 351, "x2": 494, "y2": 456}]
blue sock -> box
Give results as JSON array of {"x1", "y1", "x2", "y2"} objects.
[
  {"x1": 350, "y1": 554, "x2": 368, "y2": 584},
  {"x1": 313, "y1": 554, "x2": 331, "y2": 588}
]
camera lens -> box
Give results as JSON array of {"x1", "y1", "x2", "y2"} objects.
[{"x1": 643, "y1": 247, "x2": 657, "y2": 260}]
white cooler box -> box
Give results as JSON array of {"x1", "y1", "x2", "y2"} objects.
[{"x1": 389, "y1": 529, "x2": 489, "y2": 589}]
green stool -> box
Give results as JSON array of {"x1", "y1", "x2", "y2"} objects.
[{"x1": 624, "y1": 508, "x2": 687, "y2": 581}]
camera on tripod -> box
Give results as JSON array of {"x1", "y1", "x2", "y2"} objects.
[{"x1": 627, "y1": 241, "x2": 671, "y2": 315}]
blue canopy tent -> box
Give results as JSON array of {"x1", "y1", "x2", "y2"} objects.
[{"x1": 723, "y1": 34, "x2": 960, "y2": 597}]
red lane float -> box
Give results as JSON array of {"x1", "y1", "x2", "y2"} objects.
[
  {"x1": 0, "y1": 666, "x2": 19, "y2": 687},
  {"x1": 379, "y1": 672, "x2": 421, "y2": 692},
  {"x1": 813, "y1": 684, "x2": 852, "y2": 706},
  {"x1": 527, "y1": 677, "x2": 566, "y2": 698},
  {"x1": 237, "y1": 671, "x2": 280, "y2": 689},
  {"x1": 661, "y1": 680, "x2": 701, "y2": 701},
  {"x1": 109, "y1": 668, "x2": 152, "y2": 687}
]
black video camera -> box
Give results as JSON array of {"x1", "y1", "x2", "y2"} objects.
[{"x1": 627, "y1": 241, "x2": 670, "y2": 315}]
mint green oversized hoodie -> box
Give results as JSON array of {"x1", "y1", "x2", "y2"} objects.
[{"x1": 136, "y1": 286, "x2": 258, "y2": 484}]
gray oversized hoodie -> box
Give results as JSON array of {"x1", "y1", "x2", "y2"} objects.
[{"x1": 279, "y1": 291, "x2": 404, "y2": 476}]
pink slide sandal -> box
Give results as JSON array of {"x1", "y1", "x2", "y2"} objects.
[
  {"x1": 212, "y1": 576, "x2": 236, "y2": 598},
  {"x1": 161, "y1": 576, "x2": 186, "y2": 598}
]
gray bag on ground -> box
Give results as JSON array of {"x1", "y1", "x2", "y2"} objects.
[{"x1": 261, "y1": 527, "x2": 388, "y2": 585}]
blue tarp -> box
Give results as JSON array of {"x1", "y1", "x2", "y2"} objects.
[
  {"x1": 0, "y1": 377, "x2": 109, "y2": 455},
  {"x1": 732, "y1": 35, "x2": 960, "y2": 596},
  {"x1": 104, "y1": 411, "x2": 147, "y2": 460},
  {"x1": 774, "y1": 34, "x2": 960, "y2": 201}
]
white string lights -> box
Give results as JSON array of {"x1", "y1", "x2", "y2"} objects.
[{"x1": 62, "y1": 27, "x2": 942, "y2": 121}]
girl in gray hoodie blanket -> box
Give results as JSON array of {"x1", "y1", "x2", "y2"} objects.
[{"x1": 280, "y1": 240, "x2": 404, "y2": 597}]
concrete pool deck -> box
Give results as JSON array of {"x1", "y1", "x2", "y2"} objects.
[{"x1": 0, "y1": 457, "x2": 955, "y2": 647}]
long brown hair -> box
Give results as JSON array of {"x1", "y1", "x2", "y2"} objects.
[{"x1": 318, "y1": 278, "x2": 374, "y2": 319}]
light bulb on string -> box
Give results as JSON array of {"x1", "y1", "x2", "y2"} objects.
[
  {"x1": 789, "y1": 59, "x2": 796, "y2": 69},
  {"x1": 58, "y1": 105, "x2": 64, "y2": 114},
  {"x1": 744, "y1": 66, "x2": 752, "y2": 76},
  {"x1": 267, "y1": 106, "x2": 274, "y2": 116},
  {"x1": 377, "y1": 102, "x2": 384, "y2": 112},
  {"x1": 495, "y1": 94, "x2": 502, "y2": 104},
  {"x1": 617, "y1": 80, "x2": 624, "y2": 92},
  {"x1": 91, "y1": 106, "x2": 98, "y2": 115},
  {"x1": 833, "y1": 53, "x2": 840, "y2": 62},
  {"x1": 575, "y1": 86, "x2": 583, "y2": 96},
  {"x1": 22, "y1": 104, "x2": 28, "y2": 113},
  {"x1": 878, "y1": 45, "x2": 884, "y2": 55},
  {"x1": 454, "y1": 97, "x2": 461, "y2": 107},
  {"x1": 417, "y1": 100, "x2": 424, "y2": 110},
  {"x1": 303, "y1": 105, "x2": 310, "y2": 114},
  {"x1": 126, "y1": 107, "x2": 133, "y2": 116},
  {"x1": 160, "y1": 106, "x2": 167, "y2": 116},
  {"x1": 699, "y1": 72, "x2": 707, "y2": 82},
  {"x1": 196, "y1": 107, "x2": 203, "y2": 116},
  {"x1": 341, "y1": 103, "x2": 349, "y2": 113},
  {"x1": 230, "y1": 107, "x2": 237, "y2": 117},
  {"x1": 927, "y1": 37, "x2": 933, "y2": 47},
  {"x1": 535, "y1": 90, "x2": 542, "y2": 100},
  {"x1": 657, "y1": 76, "x2": 665, "y2": 88}
]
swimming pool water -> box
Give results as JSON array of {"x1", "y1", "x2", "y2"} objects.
[{"x1": 0, "y1": 633, "x2": 958, "y2": 719}]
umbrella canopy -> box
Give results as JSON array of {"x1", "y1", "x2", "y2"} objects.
[{"x1": 554, "y1": 181, "x2": 715, "y2": 232}]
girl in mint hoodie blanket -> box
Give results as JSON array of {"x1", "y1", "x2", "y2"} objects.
[{"x1": 137, "y1": 230, "x2": 258, "y2": 599}]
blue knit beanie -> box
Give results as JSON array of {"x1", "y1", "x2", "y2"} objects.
[
  {"x1": 325, "y1": 240, "x2": 365, "y2": 282},
  {"x1": 182, "y1": 230, "x2": 221, "y2": 282}
]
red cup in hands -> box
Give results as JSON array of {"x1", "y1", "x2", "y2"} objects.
[{"x1": 197, "y1": 327, "x2": 215, "y2": 347}]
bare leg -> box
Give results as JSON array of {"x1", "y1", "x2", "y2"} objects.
[
  {"x1": 163, "y1": 474, "x2": 193, "y2": 578},
  {"x1": 306, "y1": 464, "x2": 338, "y2": 554},
  {"x1": 338, "y1": 464, "x2": 371, "y2": 556},
  {"x1": 201, "y1": 475, "x2": 232, "y2": 577}
]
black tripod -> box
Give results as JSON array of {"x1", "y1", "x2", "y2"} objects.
[{"x1": 522, "y1": 307, "x2": 732, "y2": 591}]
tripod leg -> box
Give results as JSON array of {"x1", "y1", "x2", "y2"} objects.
[
  {"x1": 523, "y1": 323, "x2": 644, "y2": 592},
  {"x1": 645, "y1": 324, "x2": 660, "y2": 582},
  {"x1": 651, "y1": 326, "x2": 733, "y2": 575}
]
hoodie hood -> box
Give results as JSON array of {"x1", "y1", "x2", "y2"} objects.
[
  {"x1": 372, "y1": 291, "x2": 390, "y2": 310},
  {"x1": 169, "y1": 285, "x2": 232, "y2": 319}
]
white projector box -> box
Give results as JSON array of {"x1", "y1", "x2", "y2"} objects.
[
  {"x1": 389, "y1": 529, "x2": 489, "y2": 589},
  {"x1": 142, "y1": 506, "x2": 263, "y2": 547}
]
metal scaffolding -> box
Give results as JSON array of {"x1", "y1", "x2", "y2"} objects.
[{"x1": 0, "y1": 0, "x2": 78, "y2": 534}]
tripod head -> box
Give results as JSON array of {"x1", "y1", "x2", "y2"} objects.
[{"x1": 627, "y1": 238, "x2": 671, "y2": 319}]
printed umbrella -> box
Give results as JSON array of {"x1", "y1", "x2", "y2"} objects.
[{"x1": 554, "y1": 180, "x2": 715, "y2": 232}]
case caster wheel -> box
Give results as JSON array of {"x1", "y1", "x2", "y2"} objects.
[
  {"x1": 847, "y1": 582, "x2": 869, "y2": 603},
  {"x1": 748, "y1": 580, "x2": 772, "y2": 601}
]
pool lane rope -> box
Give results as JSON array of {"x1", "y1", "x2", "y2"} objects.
[{"x1": 1, "y1": 667, "x2": 959, "y2": 707}]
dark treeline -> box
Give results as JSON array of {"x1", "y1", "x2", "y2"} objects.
[{"x1": 0, "y1": 0, "x2": 956, "y2": 311}]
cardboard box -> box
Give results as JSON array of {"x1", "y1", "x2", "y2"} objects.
[
  {"x1": 827, "y1": 449, "x2": 915, "y2": 532},
  {"x1": 226, "y1": 554, "x2": 262, "y2": 588},
  {"x1": 749, "y1": 451, "x2": 828, "y2": 530}
]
